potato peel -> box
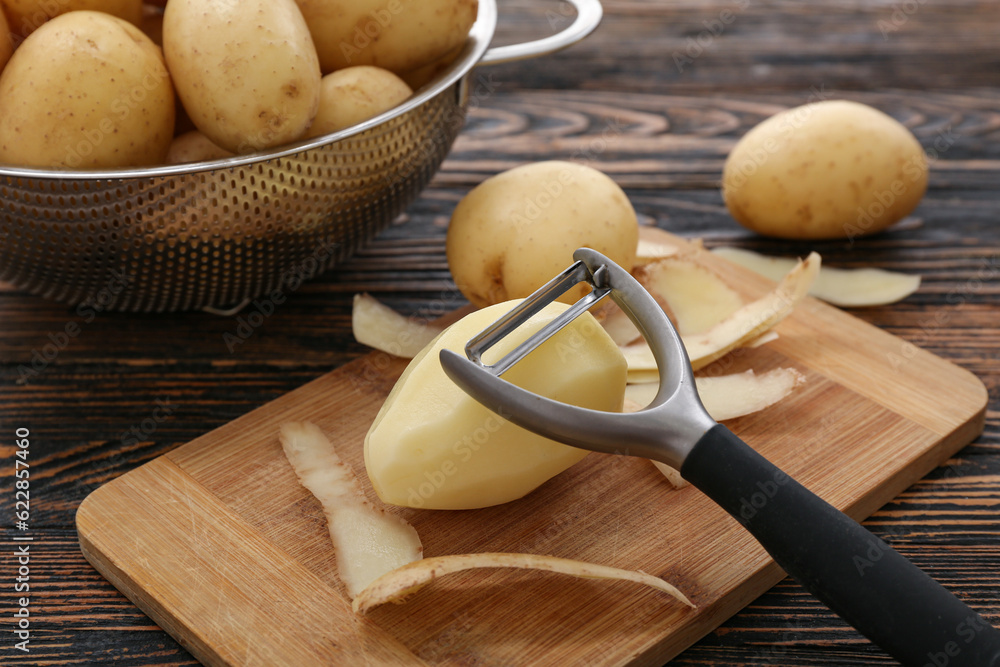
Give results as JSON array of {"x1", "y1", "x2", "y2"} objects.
[
  {"x1": 712, "y1": 246, "x2": 920, "y2": 307},
  {"x1": 629, "y1": 368, "x2": 804, "y2": 489},
  {"x1": 351, "y1": 293, "x2": 442, "y2": 359},
  {"x1": 650, "y1": 461, "x2": 689, "y2": 489},
  {"x1": 696, "y1": 367, "x2": 806, "y2": 420},
  {"x1": 635, "y1": 257, "x2": 745, "y2": 335},
  {"x1": 624, "y1": 367, "x2": 806, "y2": 422},
  {"x1": 592, "y1": 301, "x2": 643, "y2": 347},
  {"x1": 352, "y1": 552, "x2": 695, "y2": 614},
  {"x1": 621, "y1": 253, "x2": 817, "y2": 377},
  {"x1": 279, "y1": 421, "x2": 423, "y2": 598},
  {"x1": 745, "y1": 330, "x2": 779, "y2": 348},
  {"x1": 683, "y1": 252, "x2": 819, "y2": 370},
  {"x1": 635, "y1": 237, "x2": 681, "y2": 265}
]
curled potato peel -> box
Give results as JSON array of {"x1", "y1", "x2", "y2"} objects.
[{"x1": 353, "y1": 552, "x2": 695, "y2": 615}]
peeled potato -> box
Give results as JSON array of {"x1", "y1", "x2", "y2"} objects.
[
  {"x1": 364, "y1": 300, "x2": 627, "y2": 510},
  {"x1": 446, "y1": 161, "x2": 640, "y2": 308},
  {"x1": 0, "y1": 11, "x2": 174, "y2": 168},
  {"x1": 305, "y1": 66, "x2": 412, "y2": 138},
  {"x1": 722, "y1": 100, "x2": 928, "y2": 240},
  {"x1": 164, "y1": 0, "x2": 322, "y2": 154}
]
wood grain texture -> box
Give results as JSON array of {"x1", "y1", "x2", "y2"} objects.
[
  {"x1": 71, "y1": 232, "x2": 987, "y2": 666},
  {"x1": 2, "y1": 0, "x2": 1000, "y2": 664},
  {"x1": 78, "y1": 458, "x2": 424, "y2": 667}
]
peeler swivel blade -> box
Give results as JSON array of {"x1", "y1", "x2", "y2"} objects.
[{"x1": 438, "y1": 247, "x2": 716, "y2": 470}]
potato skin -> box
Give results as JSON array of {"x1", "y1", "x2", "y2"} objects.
[
  {"x1": 0, "y1": 11, "x2": 174, "y2": 169},
  {"x1": 722, "y1": 100, "x2": 928, "y2": 240},
  {"x1": 398, "y1": 44, "x2": 462, "y2": 91},
  {"x1": 1, "y1": 0, "x2": 142, "y2": 42},
  {"x1": 446, "y1": 161, "x2": 640, "y2": 308},
  {"x1": 165, "y1": 131, "x2": 233, "y2": 165},
  {"x1": 305, "y1": 66, "x2": 412, "y2": 138},
  {"x1": 163, "y1": 0, "x2": 322, "y2": 154},
  {"x1": 294, "y1": 0, "x2": 477, "y2": 75}
]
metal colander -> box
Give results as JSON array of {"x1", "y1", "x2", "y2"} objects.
[{"x1": 0, "y1": 0, "x2": 601, "y2": 312}]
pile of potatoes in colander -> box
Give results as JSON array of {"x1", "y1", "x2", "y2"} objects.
[{"x1": 0, "y1": 0, "x2": 477, "y2": 169}]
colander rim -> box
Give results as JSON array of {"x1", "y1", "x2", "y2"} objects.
[{"x1": 0, "y1": 0, "x2": 499, "y2": 182}]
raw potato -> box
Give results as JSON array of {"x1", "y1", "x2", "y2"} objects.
[
  {"x1": 447, "y1": 161, "x2": 640, "y2": 308},
  {"x1": 635, "y1": 237, "x2": 680, "y2": 265},
  {"x1": 295, "y1": 0, "x2": 477, "y2": 75},
  {"x1": 723, "y1": 100, "x2": 928, "y2": 240},
  {"x1": 305, "y1": 66, "x2": 412, "y2": 138},
  {"x1": 165, "y1": 131, "x2": 234, "y2": 165},
  {"x1": 711, "y1": 246, "x2": 921, "y2": 307},
  {"x1": 351, "y1": 293, "x2": 443, "y2": 358},
  {"x1": 164, "y1": 0, "x2": 322, "y2": 154},
  {"x1": 0, "y1": 11, "x2": 174, "y2": 168},
  {"x1": 353, "y1": 552, "x2": 695, "y2": 615},
  {"x1": 365, "y1": 300, "x2": 627, "y2": 510},
  {"x1": 279, "y1": 421, "x2": 422, "y2": 598},
  {"x1": 1, "y1": 0, "x2": 142, "y2": 41}
]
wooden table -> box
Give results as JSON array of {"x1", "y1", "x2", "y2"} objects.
[{"x1": 2, "y1": 1, "x2": 998, "y2": 664}]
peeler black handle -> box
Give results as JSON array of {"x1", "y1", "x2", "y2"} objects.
[{"x1": 681, "y1": 423, "x2": 1000, "y2": 667}]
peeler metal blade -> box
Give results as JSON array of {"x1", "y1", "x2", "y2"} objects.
[
  {"x1": 461, "y1": 258, "x2": 612, "y2": 376},
  {"x1": 439, "y1": 247, "x2": 716, "y2": 470}
]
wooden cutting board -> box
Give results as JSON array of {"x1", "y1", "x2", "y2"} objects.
[{"x1": 76, "y1": 231, "x2": 987, "y2": 666}]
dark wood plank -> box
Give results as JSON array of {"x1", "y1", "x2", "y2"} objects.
[
  {"x1": 2, "y1": 0, "x2": 999, "y2": 664},
  {"x1": 492, "y1": 0, "x2": 1000, "y2": 94}
]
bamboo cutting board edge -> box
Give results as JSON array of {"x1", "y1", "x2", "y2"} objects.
[
  {"x1": 77, "y1": 456, "x2": 431, "y2": 667},
  {"x1": 76, "y1": 390, "x2": 986, "y2": 667}
]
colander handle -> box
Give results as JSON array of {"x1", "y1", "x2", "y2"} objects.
[{"x1": 479, "y1": 0, "x2": 603, "y2": 66}]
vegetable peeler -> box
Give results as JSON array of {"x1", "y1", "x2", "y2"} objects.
[{"x1": 439, "y1": 247, "x2": 1000, "y2": 667}]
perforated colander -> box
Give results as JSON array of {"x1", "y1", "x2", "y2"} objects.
[{"x1": 0, "y1": 0, "x2": 601, "y2": 312}]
